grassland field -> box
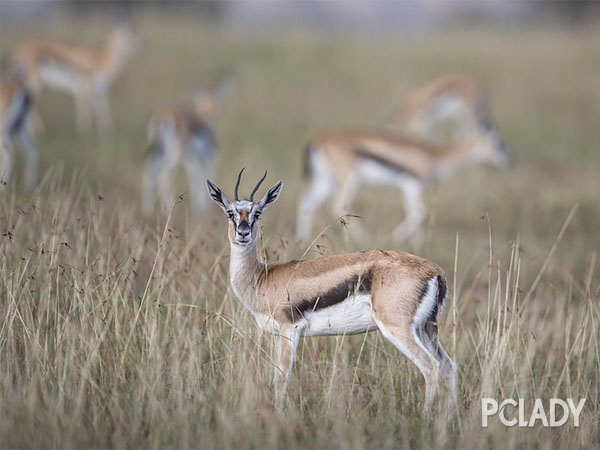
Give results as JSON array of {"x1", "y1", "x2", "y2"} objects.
[{"x1": 0, "y1": 11, "x2": 599, "y2": 449}]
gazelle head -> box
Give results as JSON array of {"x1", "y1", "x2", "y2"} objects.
[
  {"x1": 206, "y1": 168, "x2": 283, "y2": 247},
  {"x1": 476, "y1": 117, "x2": 513, "y2": 169},
  {"x1": 194, "y1": 80, "x2": 236, "y2": 123},
  {"x1": 108, "y1": 23, "x2": 140, "y2": 59}
]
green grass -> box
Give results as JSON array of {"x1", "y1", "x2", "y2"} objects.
[{"x1": 1, "y1": 11, "x2": 599, "y2": 449}]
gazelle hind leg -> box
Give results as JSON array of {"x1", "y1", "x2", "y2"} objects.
[
  {"x1": 296, "y1": 172, "x2": 335, "y2": 242},
  {"x1": 142, "y1": 143, "x2": 164, "y2": 216},
  {"x1": 421, "y1": 323, "x2": 458, "y2": 415},
  {"x1": 373, "y1": 317, "x2": 440, "y2": 417}
]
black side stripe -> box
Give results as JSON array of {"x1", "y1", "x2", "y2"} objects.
[
  {"x1": 353, "y1": 147, "x2": 420, "y2": 179},
  {"x1": 284, "y1": 271, "x2": 373, "y2": 322}
]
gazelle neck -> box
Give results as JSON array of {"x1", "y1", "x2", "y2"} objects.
[
  {"x1": 431, "y1": 138, "x2": 482, "y2": 182},
  {"x1": 102, "y1": 36, "x2": 132, "y2": 81},
  {"x1": 229, "y1": 240, "x2": 264, "y2": 309}
]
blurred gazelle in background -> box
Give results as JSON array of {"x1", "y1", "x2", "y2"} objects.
[
  {"x1": 386, "y1": 73, "x2": 494, "y2": 145},
  {"x1": 297, "y1": 75, "x2": 511, "y2": 244},
  {"x1": 12, "y1": 23, "x2": 139, "y2": 134},
  {"x1": 297, "y1": 125, "x2": 511, "y2": 245},
  {"x1": 142, "y1": 81, "x2": 235, "y2": 216},
  {"x1": 0, "y1": 67, "x2": 38, "y2": 190}
]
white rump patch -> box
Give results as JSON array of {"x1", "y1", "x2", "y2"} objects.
[
  {"x1": 412, "y1": 277, "x2": 438, "y2": 330},
  {"x1": 411, "y1": 277, "x2": 439, "y2": 358}
]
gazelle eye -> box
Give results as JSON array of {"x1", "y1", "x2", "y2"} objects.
[{"x1": 227, "y1": 211, "x2": 235, "y2": 220}]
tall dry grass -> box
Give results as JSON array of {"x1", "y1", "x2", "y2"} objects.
[{"x1": 0, "y1": 172, "x2": 597, "y2": 448}]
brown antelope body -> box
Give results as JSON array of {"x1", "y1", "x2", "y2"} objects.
[
  {"x1": 13, "y1": 24, "x2": 138, "y2": 133},
  {"x1": 142, "y1": 82, "x2": 234, "y2": 216},
  {"x1": 387, "y1": 73, "x2": 490, "y2": 144},
  {"x1": 207, "y1": 169, "x2": 458, "y2": 415}
]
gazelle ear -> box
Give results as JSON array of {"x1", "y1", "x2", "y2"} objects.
[
  {"x1": 206, "y1": 179, "x2": 230, "y2": 212},
  {"x1": 257, "y1": 181, "x2": 283, "y2": 212}
]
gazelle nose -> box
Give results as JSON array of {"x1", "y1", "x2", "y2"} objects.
[{"x1": 238, "y1": 221, "x2": 251, "y2": 236}]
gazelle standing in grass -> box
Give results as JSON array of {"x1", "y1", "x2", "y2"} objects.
[
  {"x1": 207, "y1": 169, "x2": 458, "y2": 416},
  {"x1": 12, "y1": 23, "x2": 139, "y2": 134},
  {"x1": 0, "y1": 67, "x2": 38, "y2": 190},
  {"x1": 386, "y1": 73, "x2": 492, "y2": 145},
  {"x1": 296, "y1": 121, "x2": 512, "y2": 245},
  {"x1": 142, "y1": 82, "x2": 234, "y2": 216}
]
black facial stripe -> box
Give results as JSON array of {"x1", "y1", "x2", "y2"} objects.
[{"x1": 284, "y1": 271, "x2": 373, "y2": 322}]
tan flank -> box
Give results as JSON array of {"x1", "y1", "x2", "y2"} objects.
[{"x1": 207, "y1": 169, "x2": 458, "y2": 416}]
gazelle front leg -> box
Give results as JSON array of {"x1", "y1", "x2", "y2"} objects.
[
  {"x1": 75, "y1": 89, "x2": 93, "y2": 134},
  {"x1": 331, "y1": 176, "x2": 369, "y2": 242},
  {"x1": 273, "y1": 325, "x2": 302, "y2": 409},
  {"x1": 93, "y1": 90, "x2": 113, "y2": 134},
  {"x1": 19, "y1": 124, "x2": 39, "y2": 191},
  {"x1": 0, "y1": 141, "x2": 14, "y2": 187},
  {"x1": 392, "y1": 180, "x2": 426, "y2": 246}
]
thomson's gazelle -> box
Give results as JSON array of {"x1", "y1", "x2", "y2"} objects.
[
  {"x1": 387, "y1": 73, "x2": 490, "y2": 144},
  {"x1": 296, "y1": 125, "x2": 512, "y2": 244},
  {"x1": 142, "y1": 82, "x2": 234, "y2": 216},
  {"x1": 207, "y1": 169, "x2": 458, "y2": 415},
  {"x1": 13, "y1": 24, "x2": 138, "y2": 134},
  {"x1": 0, "y1": 68, "x2": 38, "y2": 189}
]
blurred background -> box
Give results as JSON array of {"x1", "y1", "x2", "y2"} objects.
[{"x1": 1, "y1": 0, "x2": 599, "y2": 262}]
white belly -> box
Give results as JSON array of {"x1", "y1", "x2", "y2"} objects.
[
  {"x1": 39, "y1": 63, "x2": 86, "y2": 93},
  {"x1": 302, "y1": 294, "x2": 377, "y2": 336}
]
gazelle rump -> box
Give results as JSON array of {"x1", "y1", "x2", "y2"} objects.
[
  {"x1": 13, "y1": 24, "x2": 138, "y2": 134},
  {"x1": 296, "y1": 125, "x2": 512, "y2": 244},
  {"x1": 0, "y1": 68, "x2": 38, "y2": 189},
  {"x1": 387, "y1": 73, "x2": 490, "y2": 144},
  {"x1": 142, "y1": 81, "x2": 234, "y2": 216},
  {"x1": 207, "y1": 169, "x2": 458, "y2": 415}
]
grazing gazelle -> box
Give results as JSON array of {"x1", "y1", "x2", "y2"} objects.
[
  {"x1": 296, "y1": 124, "x2": 512, "y2": 244},
  {"x1": 13, "y1": 23, "x2": 138, "y2": 134},
  {"x1": 206, "y1": 169, "x2": 458, "y2": 415},
  {"x1": 142, "y1": 82, "x2": 234, "y2": 216},
  {"x1": 386, "y1": 73, "x2": 492, "y2": 145},
  {"x1": 0, "y1": 67, "x2": 38, "y2": 189}
]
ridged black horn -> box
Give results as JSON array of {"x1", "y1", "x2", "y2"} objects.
[
  {"x1": 250, "y1": 170, "x2": 267, "y2": 201},
  {"x1": 234, "y1": 167, "x2": 245, "y2": 201}
]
